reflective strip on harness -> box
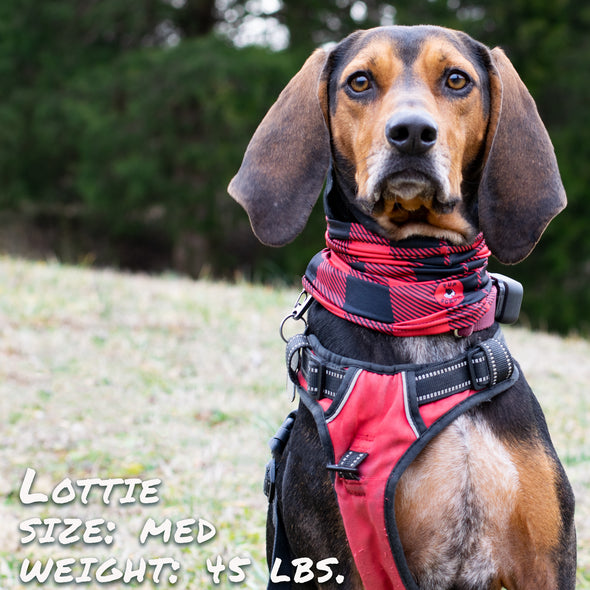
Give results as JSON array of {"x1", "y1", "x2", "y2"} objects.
[{"x1": 290, "y1": 331, "x2": 519, "y2": 590}]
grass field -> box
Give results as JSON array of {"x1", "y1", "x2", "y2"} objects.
[{"x1": 0, "y1": 256, "x2": 588, "y2": 589}]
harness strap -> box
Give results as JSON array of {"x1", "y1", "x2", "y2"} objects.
[
  {"x1": 287, "y1": 333, "x2": 513, "y2": 405},
  {"x1": 264, "y1": 411, "x2": 297, "y2": 590}
]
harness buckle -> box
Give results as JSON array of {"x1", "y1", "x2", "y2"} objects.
[
  {"x1": 269, "y1": 411, "x2": 298, "y2": 456},
  {"x1": 467, "y1": 337, "x2": 514, "y2": 391},
  {"x1": 466, "y1": 346, "x2": 489, "y2": 390},
  {"x1": 305, "y1": 355, "x2": 325, "y2": 400},
  {"x1": 327, "y1": 450, "x2": 368, "y2": 481},
  {"x1": 264, "y1": 411, "x2": 298, "y2": 503}
]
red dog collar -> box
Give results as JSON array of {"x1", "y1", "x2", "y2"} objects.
[{"x1": 303, "y1": 218, "x2": 495, "y2": 337}]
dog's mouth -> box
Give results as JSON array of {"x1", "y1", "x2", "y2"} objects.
[
  {"x1": 371, "y1": 170, "x2": 449, "y2": 218},
  {"x1": 386, "y1": 201, "x2": 431, "y2": 223},
  {"x1": 365, "y1": 171, "x2": 473, "y2": 244},
  {"x1": 380, "y1": 171, "x2": 439, "y2": 203}
]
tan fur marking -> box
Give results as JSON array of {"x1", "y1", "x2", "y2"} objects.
[
  {"x1": 395, "y1": 415, "x2": 519, "y2": 586},
  {"x1": 496, "y1": 442, "x2": 562, "y2": 589}
]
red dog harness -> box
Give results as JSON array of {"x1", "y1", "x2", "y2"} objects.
[{"x1": 283, "y1": 331, "x2": 518, "y2": 590}]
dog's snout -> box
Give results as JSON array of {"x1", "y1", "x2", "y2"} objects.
[{"x1": 385, "y1": 112, "x2": 438, "y2": 155}]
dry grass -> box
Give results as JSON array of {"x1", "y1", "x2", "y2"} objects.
[{"x1": 0, "y1": 255, "x2": 587, "y2": 589}]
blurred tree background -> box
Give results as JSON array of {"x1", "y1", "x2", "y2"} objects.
[{"x1": 0, "y1": 0, "x2": 588, "y2": 333}]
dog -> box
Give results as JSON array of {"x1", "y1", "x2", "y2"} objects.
[{"x1": 228, "y1": 25, "x2": 576, "y2": 590}]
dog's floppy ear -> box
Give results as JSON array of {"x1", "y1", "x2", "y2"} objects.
[
  {"x1": 228, "y1": 49, "x2": 330, "y2": 246},
  {"x1": 478, "y1": 47, "x2": 566, "y2": 264}
]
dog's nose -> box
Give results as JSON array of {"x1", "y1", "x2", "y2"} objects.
[{"x1": 385, "y1": 112, "x2": 438, "y2": 155}]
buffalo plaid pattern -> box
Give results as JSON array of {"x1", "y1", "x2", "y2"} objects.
[{"x1": 303, "y1": 218, "x2": 494, "y2": 336}]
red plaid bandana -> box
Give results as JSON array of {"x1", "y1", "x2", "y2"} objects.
[{"x1": 302, "y1": 218, "x2": 494, "y2": 336}]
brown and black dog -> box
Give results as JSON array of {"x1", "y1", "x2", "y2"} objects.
[{"x1": 229, "y1": 26, "x2": 576, "y2": 590}]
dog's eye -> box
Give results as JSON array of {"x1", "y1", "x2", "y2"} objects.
[
  {"x1": 446, "y1": 70, "x2": 470, "y2": 91},
  {"x1": 348, "y1": 73, "x2": 372, "y2": 94}
]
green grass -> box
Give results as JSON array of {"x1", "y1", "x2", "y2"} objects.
[{"x1": 0, "y1": 256, "x2": 587, "y2": 589}]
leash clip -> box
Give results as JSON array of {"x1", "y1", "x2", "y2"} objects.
[{"x1": 280, "y1": 290, "x2": 314, "y2": 343}]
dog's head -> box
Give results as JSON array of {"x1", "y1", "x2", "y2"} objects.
[{"x1": 228, "y1": 25, "x2": 565, "y2": 264}]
